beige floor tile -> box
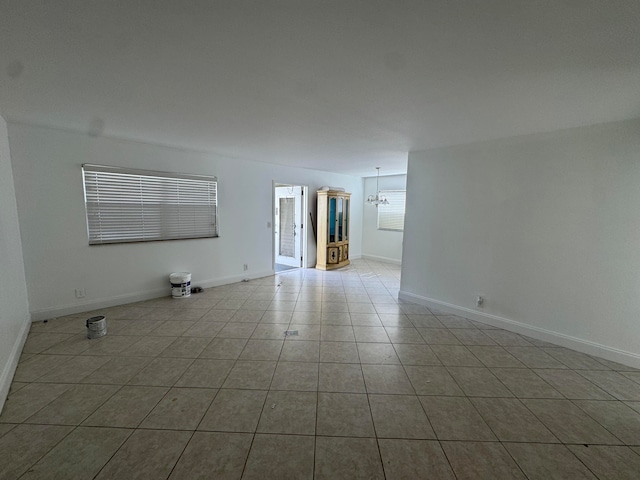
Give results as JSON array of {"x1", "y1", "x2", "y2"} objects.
[
  {"x1": 349, "y1": 313, "x2": 383, "y2": 326},
  {"x1": 318, "y1": 363, "x2": 366, "y2": 393},
  {"x1": 199, "y1": 337, "x2": 247, "y2": 359},
  {"x1": 418, "y1": 329, "x2": 462, "y2": 345},
  {"x1": 408, "y1": 315, "x2": 444, "y2": 328},
  {"x1": 471, "y1": 397, "x2": 558, "y2": 442},
  {"x1": 315, "y1": 436, "x2": 384, "y2": 480},
  {"x1": 283, "y1": 324, "x2": 321, "y2": 342},
  {"x1": 405, "y1": 365, "x2": 464, "y2": 396},
  {"x1": 81, "y1": 335, "x2": 142, "y2": 355},
  {"x1": 251, "y1": 323, "x2": 288, "y2": 339},
  {"x1": 25, "y1": 384, "x2": 119, "y2": 425},
  {"x1": 0, "y1": 383, "x2": 72, "y2": 423},
  {"x1": 20, "y1": 427, "x2": 131, "y2": 480},
  {"x1": 542, "y1": 347, "x2": 613, "y2": 370},
  {"x1": 291, "y1": 311, "x2": 322, "y2": 324},
  {"x1": 95, "y1": 429, "x2": 191, "y2": 480},
  {"x1": 419, "y1": 396, "x2": 496, "y2": 441},
  {"x1": 230, "y1": 310, "x2": 264, "y2": 322},
  {"x1": 441, "y1": 441, "x2": 526, "y2": 480},
  {"x1": 357, "y1": 343, "x2": 400, "y2": 364},
  {"x1": 379, "y1": 439, "x2": 455, "y2": 479},
  {"x1": 385, "y1": 327, "x2": 425, "y2": 344},
  {"x1": 41, "y1": 334, "x2": 94, "y2": 355},
  {"x1": 120, "y1": 336, "x2": 176, "y2": 356},
  {"x1": 12, "y1": 355, "x2": 73, "y2": 383},
  {"x1": 450, "y1": 329, "x2": 497, "y2": 346},
  {"x1": 257, "y1": 390, "x2": 317, "y2": 434},
  {"x1": 491, "y1": 368, "x2": 563, "y2": 398},
  {"x1": 321, "y1": 325, "x2": 355, "y2": 342},
  {"x1": 22, "y1": 333, "x2": 74, "y2": 354},
  {"x1": 152, "y1": 321, "x2": 197, "y2": 336},
  {"x1": 465, "y1": 346, "x2": 524, "y2": 368},
  {"x1": 320, "y1": 341, "x2": 359, "y2": 363},
  {"x1": 430, "y1": 345, "x2": 483, "y2": 366},
  {"x1": 243, "y1": 434, "x2": 314, "y2": 480},
  {"x1": 174, "y1": 359, "x2": 235, "y2": 388},
  {"x1": 216, "y1": 322, "x2": 258, "y2": 339},
  {"x1": 447, "y1": 367, "x2": 513, "y2": 397},
  {"x1": 82, "y1": 386, "x2": 168, "y2": 427},
  {"x1": 182, "y1": 321, "x2": 225, "y2": 337},
  {"x1": 369, "y1": 394, "x2": 435, "y2": 439},
  {"x1": 279, "y1": 340, "x2": 320, "y2": 362},
  {"x1": 34, "y1": 355, "x2": 112, "y2": 383},
  {"x1": 522, "y1": 398, "x2": 621, "y2": 444},
  {"x1": 574, "y1": 400, "x2": 640, "y2": 444},
  {"x1": 394, "y1": 344, "x2": 441, "y2": 366},
  {"x1": 127, "y1": 357, "x2": 194, "y2": 386},
  {"x1": 270, "y1": 362, "x2": 319, "y2": 391},
  {"x1": 222, "y1": 361, "x2": 276, "y2": 389},
  {"x1": 534, "y1": 369, "x2": 615, "y2": 399},
  {"x1": 168, "y1": 432, "x2": 252, "y2": 480},
  {"x1": 140, "y1": 387, "x2": 217, "y2": 430},
  {"x1": 505, "y1": 443, "x2": 597, "y2": 480},
  {"x1": 238, "y1": 339, "x2": 284, "y2": 361},
  {"x1": 353, "y1": 326, "x2": 390, "y2": 343},
  {"x1": 579, "y1": 370, "x2": 640, "y2": 401},
  {"x1": 199, "y1": 389, "x2": 267, "y2": 432},
  {"x1": 505, "y1": 347, "x2": 568, "y2": 369},
  {"x1": 80, "y1": 356, "x2": 152, "y2": 385},
  {"x1": 316, "y1": 392, "x2": 375, "y2": 437},
  {"x1": 362, "y1": 364, "x2": 414, "y2": 394},
  {"x1": 568, "y1": 444, "x2": 640, "y2": 480},
  {"x1": 320, "y1": 311, "x2": 349, "y2": 324},
  {"x1": 260, "y1": 310, "x2": 293, "y2": 324},
  {"x1": 483, "y1": 330, "x2": 533, "y2": 346},
  {"x1": 0, "y1": 424, "x2": 73, "y2": 480}
]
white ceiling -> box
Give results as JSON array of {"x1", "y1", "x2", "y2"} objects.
[{"x1": 1, "y1": 1, "x2": 639, "y2": 177}]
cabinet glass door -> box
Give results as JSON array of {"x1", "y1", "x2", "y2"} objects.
[
  {"x1": 329, "y1": 197, "x2": 336, "y2": 243},
  {"x1": 337, "y1": 197, "x2": 343, "y2": 242},
  {"x1": 344, "y1": 198, "x2": 349, "y2": 240}
]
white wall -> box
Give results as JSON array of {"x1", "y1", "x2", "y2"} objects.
[
  {"x1": 401, "y1": 119, "x2": 640, "y2": 368},
  {"x1": 8, "y1": 123, "x2": 363, "y2": 320},
  {"x1": 0, "y1": 116, "x2": 31, "y2": 412},
  {"x1": 362, "y1": 174, "x2": 406, "y2": 264}
]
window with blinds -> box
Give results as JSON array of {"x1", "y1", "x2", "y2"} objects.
[
  {"x1": 82, "y1": 164, "x2": 219, "y2": 245},
  {"x1": 377, "y1": 190, "x2": 406, "y2": 231}
]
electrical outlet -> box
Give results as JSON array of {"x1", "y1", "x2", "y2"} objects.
[
  {"x1": 476, "y1": 295, "x2": 484, "y2": 307},
  {"x1": 75, "y1": 288, "x2": 86, "y2": 299},
  {"x1": 243, "y1": 264, "x2": 248, "y2": 271}
]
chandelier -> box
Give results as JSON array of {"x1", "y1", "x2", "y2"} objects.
[{"x1": 366, "y1": 167, "x2": 389, "y2": 207}]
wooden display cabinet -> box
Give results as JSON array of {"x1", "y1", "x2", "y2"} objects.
[{"x1": 316, "y1": 189, "x2": 351, "y2": 270}]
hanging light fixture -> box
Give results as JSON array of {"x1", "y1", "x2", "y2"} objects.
[{"x1": 366, "y1": 167, "x2": 390, "y2": 207}]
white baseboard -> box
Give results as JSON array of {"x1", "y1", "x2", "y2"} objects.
[
  {"x1": 399, "y1": 290, "x2": 640, "y2": 370},
  {"x1": 0, "y1": 314, "x2": 31, "y2": 414},
  {"x1": 360, "y1": 254, "x2": 402, "y2": 265},
  {"x1": 30, "y1": 269, "x2": 275, "y2": 322}
]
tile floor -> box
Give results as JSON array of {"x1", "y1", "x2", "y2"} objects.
[{"x1": 1, "y1": 259, "x2": 640, "y2": 479}]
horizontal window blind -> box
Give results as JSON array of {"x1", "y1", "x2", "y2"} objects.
[
  {"x1": 82, "y1": 164, "x2": 218, "y2": 245},
  {"x1": 377, "y1": 190, "x2": 406, "y2": 231}
]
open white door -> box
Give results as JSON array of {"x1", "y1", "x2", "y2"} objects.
[{"x1": 274, "y1": 185, "x2": 303, "y2": 268}]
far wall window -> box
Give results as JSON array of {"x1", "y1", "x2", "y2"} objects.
[
  {"x1": 82, "y1": 164, "x2": 219, "y2": 245},
  {"x1": 377, "y1": 190, "x2": 406, "y2": 231}
]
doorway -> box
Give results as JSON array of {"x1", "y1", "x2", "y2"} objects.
[{"x1": 274, "y1": 184, "x2": 307, "y2": 272}]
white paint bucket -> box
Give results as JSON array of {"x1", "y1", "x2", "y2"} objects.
[
  {"x1": 86, "y1": 315, "x2": 107, "y2": 339},
  {"x1": 170, "y1": 272, "x2": 191, "y2": 298}
]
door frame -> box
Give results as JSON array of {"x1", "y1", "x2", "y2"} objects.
[{"x1": 272, "y1": 182, "x2": 308, "y2": 271}]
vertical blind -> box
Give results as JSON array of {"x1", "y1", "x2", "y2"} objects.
[
  {"x1": 377, "y1": 190, "x2": 406, "y2": 231},
  {"x1": 82, "y1": 164, "x2": 218, "y2": 245}
]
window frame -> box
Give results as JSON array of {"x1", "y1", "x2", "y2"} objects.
[{"x1": 82, "y1": 164, "x2": 219, "y2": 245}]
